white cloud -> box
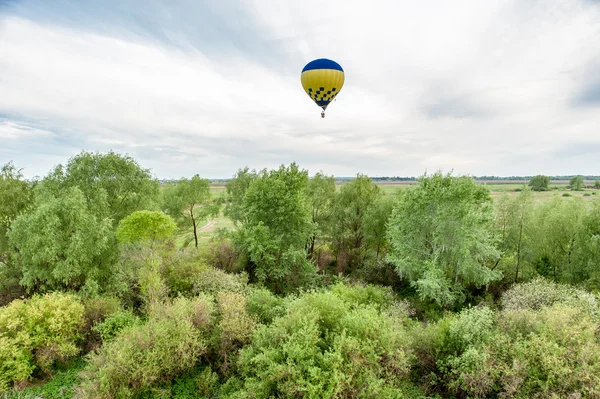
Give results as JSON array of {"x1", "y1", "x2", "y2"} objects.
[{"x1": 1, "y1": 0, "x2": 600, "y2": 179}]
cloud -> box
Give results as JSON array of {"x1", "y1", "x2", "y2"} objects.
[{"x1": 1, "y1": 0, "x2": 600, "y2": 179}]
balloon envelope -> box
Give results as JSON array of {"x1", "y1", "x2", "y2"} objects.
[{"x1": 301, "y1": 58, "x2": 345, "y2": 112}]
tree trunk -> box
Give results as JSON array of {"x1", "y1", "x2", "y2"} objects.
[
  {"x1": 455, "y1": 259, "x2": 460, "y2": 285},
  {"x1": 191, "y1": 204, "x2": 198, "y2": 249},
  {"x1": 515, "y1": 215, "x2": 524, "y2": 283}
]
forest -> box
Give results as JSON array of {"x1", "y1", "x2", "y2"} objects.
[{"x1": 1, "y1": 150, "x2": 600, "y2": 398}]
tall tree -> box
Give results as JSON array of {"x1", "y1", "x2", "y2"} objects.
[
  {"x1": 236, "y1": 163, "x2": 317, "y2": 293},
  {"x1": 305, "y1": 172, "x2": 336, "y2": 258},
  {"x1": 0, "y1": 162, "x2": 34, "y2": 263},
  {"x1": 41, "y1": 150, "x2": 161, "y2": 225},
  {"x1": 224, "y1": 167, "x2": 258, "y2": 225},
  {"x1": 7, "y1": 186, "x2": 114, "y2": 294},
  {"x1": 331, "y1": 174, "x2": 381, "y2": 273},
  {"x1": 529, "y1": 196, "x2": 587, "y2": 283},
  {"x1": 163, "y1": 174, "x2": 218, "y2": 249},
  {"x1": 387, "y1": 172, "x2": 501, "y2": 307},
  {"x1": 496, "y1": 187, "x2": 535, "y2": 282},
  {"x1": 363, "y1": 195, "x2": 395, "y2": 262}
]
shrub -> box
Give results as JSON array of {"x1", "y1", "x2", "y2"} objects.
[
  {"x1": 501, "y1": 277, "x2": 599, "y2": 316},
  {"x1": 211, "y1": 292, "x2": 257, "y2": 376},
  {"x1": 497, "y1": 305, "x2": 600, "y2": 397},
  {"x1": 81, "y1": 296, "x2": 122, "y2": 351},
  {"x1": 202, "y1": 237, "x2": 242, "y2": 274},
  {"x1": 162, "y1": 255, "x2": 208, "y2": 298},
  {"x1": 192, "y1": 267, "x2": 248, "y2": 297},
  {"x1": 92, "y1": 310, "x2": 140, "y2": 342},
  {"x1": 228, "y1": 289, "x2": 413, "y2": 398},
  {"x1": 0, "y1": 293, "x2": 85, "y2": 392},
  {"x1": 76, "y1": 296, "x2": 212, "y2": 398},
  {"x1": 245, "y1": 286, "x2": 286, "y2": 324}
]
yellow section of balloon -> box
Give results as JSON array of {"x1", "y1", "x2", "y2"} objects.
[
  {"x1": 300, "y1": 58, "x2": 345, "y2": 117},
  {"x1": 300, "y1": 69, "x2": 345, "y2": 106}
]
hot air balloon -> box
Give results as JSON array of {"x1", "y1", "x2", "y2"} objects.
[{"x1": 301, "y1": 58, "x2": 345, "y2": 118}]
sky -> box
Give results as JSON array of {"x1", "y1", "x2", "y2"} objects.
[{"x1": 1, "y1": 0, "x2": 599, "y2": 180}]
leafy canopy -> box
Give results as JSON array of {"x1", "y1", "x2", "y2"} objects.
[
  {"x1": 387, "y1": 172, "x2": 502, "y2": 307},
  {"x1": 116, "y1": 210, "x2": 177, "y2": 245}
]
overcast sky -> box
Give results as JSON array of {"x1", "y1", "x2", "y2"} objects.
[{"x1": 1, "y1": 0, "x2": 599, "y2": 180}]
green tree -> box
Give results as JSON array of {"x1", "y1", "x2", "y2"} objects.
[
  {"x1": 387, "y1": 172, "x2": 501, "y2": 307},
  {"x1": 0, "y1": 162, "x2": 34, "y2": 263},
  {"x1": 163, "y1": 174, "x2": 218, "y2": 249},
  {"x1": 363, "y1": 195, "x2": 395, "y2": 262},
  {"x1": 528, "y1": 175, "x2": 550, "y2": 191},
  {"x1": 496, "y1": 187, "x2": 535, "y2": 282},
  {"x1": 570, "y1": 175, "x2": 584, "y2": 191},
  {"x1": 236, "y1": 163, "x2": 317, "y2": 293},
  {"x1": 594, "y1": 180, "x2": 600, "y2": 189},
  {"x1": 41, "y1": 150, "x2": 160, "y2": 225},
  {"x1": 116, "y1": 210, "x2": 177, "y2": 246},
  {"x1": 7, "y1": 186, "x2": 114, "y2": 294},
  {"x1": 224, "y1": 167, "x2": 258, "y2": 225},
  {"x1": 529, "y1": 196, "x2": 587, "y2": 283},
  {"x1": 331, "y1": 174, "x2": 382, "y2": 273},
  {"x1": 305, "y1": 171, "x2": 336, "y2": 258}
]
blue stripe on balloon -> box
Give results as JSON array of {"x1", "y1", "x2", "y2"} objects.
[{"x1": 302, "y1": 58, "x2": 343, "y2": 72}]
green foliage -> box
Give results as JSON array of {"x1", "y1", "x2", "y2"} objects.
[
  {"x1": 0, "y1": 293, "x2": 85, "y2": 392},
  {"x1": 163, "y1": 174, "x2": 217, "y2": 249},
  {"x1": 77, "y1": 296, "x2": 211, "y2": 398},
  {"x1": 116, "y1": 210, "x2": 177, "y2": 245},
  {"x1": 228, "y1": 285, "x2": 413, "y2": 398},
  {"x1": 331, "y1": 174, "x2": 382, "y2": 272},
  {"x1": 0, "y1": 162, "x2": 34, "y2": 262},
  {"x1": 92, "y1": 310, "x2": 140, "y2": 342},
  {"x1": 235, "y1": 163, "x2": 319, "y2": 293},
  {"x1": 528, "y1": 175, "x2": 550, "y2": 191},
  {"x1": 224, "y1": 167, "x2": 258, "y2": 225},
  {"x1": 410, "y1": 279, "x2": 600, "y2": 398},
  {"x1": 245, "y1": 286, "x2": 286, "y2": 324},
  {"x1": 595, "y1": 180, "x2": 600, "y2": 189},
  {"x1": 7, "y1": 186, "x2": 114, "y2": 293},
  {"x1": 501, "y1": 277, "x2": 599, "y2": 316},
  {"x1": 569, "y1": 175, "x2": 584, "y2": 190},
  {"x1": 387, "y1": 172, "x2": 502, "y2": 307},
  {"x1": 306, "y1": 171, "x2": 337, "y2": 258},
  {"x1": 210, "y1": 291, "x2": 257, "y2": 376},
  {"x1": 495, "y1": 187, "x2": 534, "y2": 282},
  {"x1": 192, "y1": 267, "x2": 249, "y2": 297},
  {"x1": 41, "y1": 150, "x2": 160, "y2": 225}
]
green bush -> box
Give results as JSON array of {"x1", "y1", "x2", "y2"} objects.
[
  {"x1": 81, "y1": 296, "x2": 122, "y2": 351},
  {"x1": 92, "y1": 310, "x2": 140, "y2": 342},
  {"x1": 162, "y1": 251, "x2": 209, "y2": 297},
  {"x1": 410, "y1": 297, "x2": 600, "y2": 398},
  {"x1": 210, "y1": 292, "x2": 257, "y2": 376},
  {"x1": 192, "y1": 267, "x2": 248, "y2": 297},
  {"x1": 227, "y1": 287, "x2": 413, "y2": 398},
  {"x1": 76, "y1": 296, "x2": 213, "y2": 398},
  {"x1": 497, "y1": 304, "x2": 600, "y2": 397},
  {"x1": 501, "y1": 277, "x2": 599, "y2": 316},
  {"x1": 0, "y1": 293, "x2": 85, "y2": 392},
  {"x1": 245, "y1": 286, "x2": 286, "y2": 324}
]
